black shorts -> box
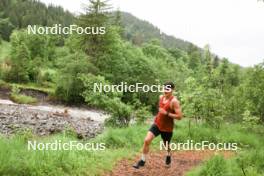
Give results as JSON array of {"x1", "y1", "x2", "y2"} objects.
[{"x1": 149, "y1": 124, "x2": 173, "y2": 143}]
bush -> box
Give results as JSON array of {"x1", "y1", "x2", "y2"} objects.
[
  {"x1": 37, "y1": 69, "x2": 57, "y2": 84},
  {"x1": 242, "y1": 110, "x2": 260, "y2": 130},
  {"x1": 55, "y1": 53, "x2": 98, "y2": 104},
  {"x1": 134, "y1": 106, "x2": 152, "y2": 124},
  {"x1": 105, "y1": 98, "x2": 132, "y2": 127},
  {"x1": 81, "y1": 74, "x2": 133, "y2": 127},
  {"x1": 237, "y1": 150, "x2": 264, "y2": 175},
  {"x1": 199, "y1": 155, "x2": 228, "y2": 176}
]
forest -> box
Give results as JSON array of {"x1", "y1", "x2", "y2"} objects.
[{"x1": 0, "y1": 0, "x2": 263, "y2": 175}]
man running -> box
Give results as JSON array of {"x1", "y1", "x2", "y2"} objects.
[{"x1": 133, "y1": 82, "x2": 182, "y2": 169}]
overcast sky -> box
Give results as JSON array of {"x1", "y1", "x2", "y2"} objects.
[{"x1": 40, "y1": 0, "x2": 264, "y2": 67}]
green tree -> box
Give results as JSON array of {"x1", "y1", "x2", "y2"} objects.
[
  {"x1": 243, "y1": 63, "x2": 264, "y2": 122},
  {"x1": 55, "y1": 52, "x2": 98, "y2": 103},
  {"x1": 203, "y1": 44, "x2": 213, "y2": 76},
  {"x1": 187, "y1": 44, "x2": 202, "y2": 70},
  {"x1": 0, "y1": 18, "x2": 15, "y2": 41},
  {"x1": 6, "y1": 29, "x2": 56, "y2": 83},
  {"x1": 77, "y1": 0, "x2": 112, "y2": 59},
  {"x1": 7, "y1": 42, "x2": 31, "y2": 82}
]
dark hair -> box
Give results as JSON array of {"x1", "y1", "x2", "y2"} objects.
[{"x1": 164, "y1": 82, "x2": 175, "y2": 90}]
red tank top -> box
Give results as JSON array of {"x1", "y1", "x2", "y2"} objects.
[{"x1": 154, "y1": 95, "x2": 174, "y2": 132}]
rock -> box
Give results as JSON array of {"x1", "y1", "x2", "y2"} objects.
[{"x1": 0, "y1": 104, "x2": 105, "y2": 139}]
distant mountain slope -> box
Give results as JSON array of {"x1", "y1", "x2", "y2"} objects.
[
  {"x1": 0, "y1": 0, "x2": 197, "y2": 52},
  {"x1": 0, "y1": 0, "x2": 75, "y2": 40},
  {"x1": 121, "y1": 12, "x2": 195, "y2": 51}
]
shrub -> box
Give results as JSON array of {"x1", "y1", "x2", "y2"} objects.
[
  {"x1": 105, "y1": 98, "x2": 132, "y2": 127},
  {"x1": 134, "y1": 106, "x2": 152, "y2": 124},
  {"x1": 242, "y1": 110, "x2": 260, "y2": 130},
  {"x1": 81, "y1": 74, "x2": 133, "y2": 127},
  {"x1": 237, "y1": 150, "x2": 264, "y2": 175},
  {"x1": 55, "y1": 53, "x2": 98, "y2": 104},
  {"x1": 199, "y1": 155, "x2": 228, "y2": 176},
  {"x1": 37, "y1": 69, "x2": 57, "y2": 84}
]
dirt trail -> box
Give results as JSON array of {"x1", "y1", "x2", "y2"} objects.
[{"x1": 105, "y1": 150, "x2": 234, "y2": 176}]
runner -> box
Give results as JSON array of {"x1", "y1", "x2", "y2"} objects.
[{"x1": 133, "y1": 82, "x2": 182, "y2": 169}]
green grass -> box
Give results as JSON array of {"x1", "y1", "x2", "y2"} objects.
[
  {"x1": 13, "y1": 82, "x2": 55, "y2": 95},
  {"x1": 10, "y1": 93, "x2": 38, "y2": 104},
  {"x1": 175, "y1": 120, "x2": 264, "y2": 176},
  {"x1": 0, "y1": 120, "x2": 263, "y2": 176},
  {"x1": 187, "y1": 149, "x2": 264, "y2": 176},
  {"x1": 0, "y1": 82, "x2": 55, "y2": 95},
  {"x1": 0, "y1": 126, "x2": 149, "y2": 176}
]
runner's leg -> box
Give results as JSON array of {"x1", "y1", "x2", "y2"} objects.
[
  {"x1": 143, "y1": 131, "x2": 155, "y2": 155},
  {"x1": 133, "y1": 124, "x2": 160, "y2": 169},
  {"x1": 161, "y1": 132, "x2": 173, "y2": 166}
]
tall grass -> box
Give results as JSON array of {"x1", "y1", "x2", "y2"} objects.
[
  {"x1": 176, "y1": 120, "x2": 264, "y2": 176},
  {"x1": 0, "y1": 119, "x2": 263, "y2": 176},
  {"x1": 10, "y1": 93, "x2": 38, "y2": 104},
  {"x1": 0, "y1": 126, "x2": 150, "y2": 176}
]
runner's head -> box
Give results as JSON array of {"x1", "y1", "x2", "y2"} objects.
[{"x1": 163, "y1": 82, "x2": 175, "y2": 97}]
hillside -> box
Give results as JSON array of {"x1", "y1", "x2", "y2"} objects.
[
  {"x1": 0, "y1": 0, "x2": 197, "y2": 52},
  {"x1": 0, "y1": 0, "x2": 75, "y2": 41},
  {"x1": 121, "y1": 12, "x2": 194, "y2": 51}
]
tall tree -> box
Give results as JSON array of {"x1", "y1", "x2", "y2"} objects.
[
  {"x1": 0, "y1": 18, "x2": 15, "y2": 41},
  {"x1": 187, "y1": 44, "x2": 202, "y2": 70},
  {"x1": 78, "y1": 0, "x2": 112, "y2": 59},
  {"x1": 204, "y1": 44, "x2": 213, "y2": 76}
]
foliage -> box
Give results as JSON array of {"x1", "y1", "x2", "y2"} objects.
[
  {"x1": 77, "y1": 0, "x2": 112, "y2": 58},
  {"x1": 80, "y1": 73, "x2": 133, "y2": 127},
  {"x1": 55, "y1": 53, "x2": 98, "y2": 103},
  {"x1": 242, "y1": 110, "x2": 260, "y2": 129},
  {"x1": 243, "y1": 63, "x2": 264, "y2": 122},
  {"x1": 5, "y1": 29, "x2": 58, "y2": 83},
  {"x1": 0, "y1": 18, "x2": 15, "y2": 41},
  {"x1": 104, "y1": 98, "x2": 132, "y2": 127},
  {"x1": 10, "y1": 85, "x2": 37, "y2": 104},
  {"x1": 134, "y1": 106, "x2": 152, "y2": 124},
  {"x1": 0, "y1": 0, "x2": 74, "y2": 41},
  {"x1": 10, "y1": 93, "x2": 37, "y2": 104},
  {"x1": 199, "y1": 155, "x2": 228, "y2": 176}
]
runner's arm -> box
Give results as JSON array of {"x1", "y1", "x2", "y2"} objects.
[{"x1": 167, "y1": 99, "x2": 182, "y2": 120}]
